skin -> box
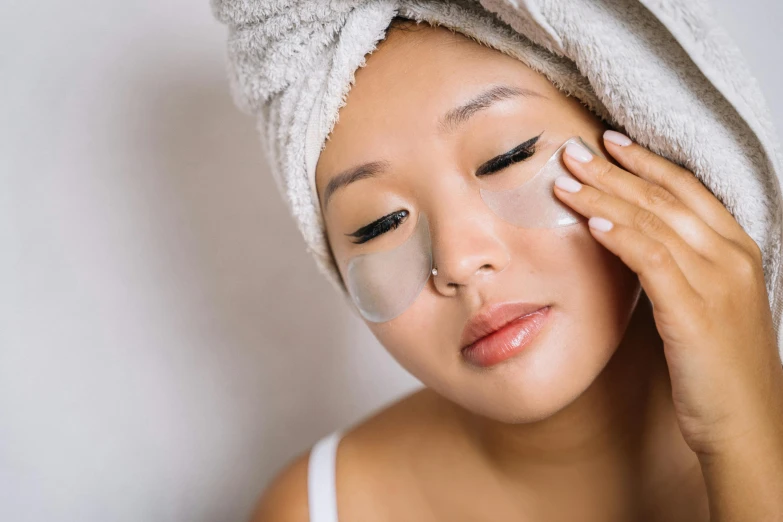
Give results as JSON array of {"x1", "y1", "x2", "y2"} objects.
[{"x1": 254, "y1": 20, "x2": 783, "y2": 522}]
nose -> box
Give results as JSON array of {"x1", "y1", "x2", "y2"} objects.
[{"x1": 429, "y1": 201, "x2": 511, "y2": 297}]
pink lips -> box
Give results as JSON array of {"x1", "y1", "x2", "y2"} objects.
[{"x1": 460, "y1": 302, "x2": 551, "y2": 368}]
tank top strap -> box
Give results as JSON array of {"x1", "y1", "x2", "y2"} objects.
[{"x1": 307, "y1": 429, "x2": 344, "y2": 522}]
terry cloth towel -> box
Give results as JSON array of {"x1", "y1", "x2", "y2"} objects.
[{"x1": 210, "y1": 0, "x2": 783, "y2": 360}]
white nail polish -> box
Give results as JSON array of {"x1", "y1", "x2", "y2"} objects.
[
  {"x1": 588, "y1": 216, "x2": 614, "y2": 231},
  {"x1": 604, "y1": 130, "x2": 632, "y2": 146},
  {"x1": 554, "y1": 175, "x2": 582, "y2": 193},
  {"x1": 565, "y1": 142, "x2": 593, "y2": 163}
]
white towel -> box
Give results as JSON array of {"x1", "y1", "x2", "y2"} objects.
[{"x1": 210, "y1": 0, "x2": 783, "y2": 359}]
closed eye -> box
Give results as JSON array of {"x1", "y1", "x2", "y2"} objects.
[
  {"x1": 475, "y1": 131, "x2": 543, "y2": 176},
  {"x1": 346, "y1": 209, "x2": 409, "y2": 244}
]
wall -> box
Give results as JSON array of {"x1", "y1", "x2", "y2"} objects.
[{"x1": 0, "y1": 1, "x2": 779, "y2": 520}]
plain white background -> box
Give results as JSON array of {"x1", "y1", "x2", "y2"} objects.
[{"x1": 0, "y1": 1, "x2": 780, "y2": 520}]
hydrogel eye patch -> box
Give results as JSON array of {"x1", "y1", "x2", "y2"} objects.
[
  {"x1": 345, "y1": 212, "x2": 432, "y2": 323},
  {"x1": 343, "y1": 136, "x2": 604, "y2": 323},
  {"x1": 480, "y1": 136, "x2": 606, "y2": 228}
]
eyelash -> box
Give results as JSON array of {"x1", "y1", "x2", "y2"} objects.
[
  {"x1": 347, "y1": 209, "x2": 409, "y2": 245},
  {"x1": 475, "y1": 131, "x2": 541, "y2": 176},
  {"x1": 347, "y1": 132, "x2": 542, "y2": 244}
]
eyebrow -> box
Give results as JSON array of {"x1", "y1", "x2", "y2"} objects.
[
  {"x1": 321, "y1": 84, "x2": 546, "y2": 209},
  {"x1": 322, "y1": 160, "x2": 392, "y2": 210},
  {"x1": 438, "y1": 84, "x2": 546, "y2": 134}
]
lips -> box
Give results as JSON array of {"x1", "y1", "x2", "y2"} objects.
[
  {"x1": 460, "y1": 302, "x2": 551, "y2": 367},
  {"x1": 460, "y1": 301, "x2": 549, "y2": 349}
]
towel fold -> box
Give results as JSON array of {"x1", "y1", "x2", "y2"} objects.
[{"x1": 210, "y1": 0, "x2": 783, "y2": 358}]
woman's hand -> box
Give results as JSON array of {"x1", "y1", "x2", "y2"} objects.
[{"x1": 552, "y1": 130, "x2": 783, "y2": 459}]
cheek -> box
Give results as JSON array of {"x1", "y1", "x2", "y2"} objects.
[
  {"x1": 502, "y1": 223, "x2": 638, "y2": 319},
  {"x1": 534, "y1": 225, "x2": 639, "y2": 357},
  {"x1": 367, "y1": 314, "x2": 443, "y2": 379},
  {"x1": 555, "y1": 225, "x2": 639, "y2": 324},
  {"x1": 366, "y1": 289, "x2": 470, "y2": 389}
]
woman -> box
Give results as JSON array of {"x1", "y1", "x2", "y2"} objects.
[{"x1": 216, "y1": 8, "x2": 783, "y2": 522}]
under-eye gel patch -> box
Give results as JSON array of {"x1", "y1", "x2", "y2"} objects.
[
  {"x1": 480, "y1": 136, "x2": 605, "y2": 228},
  {"x1": 342, "y1": 136, "x2": 604, "y2": 323},
  {"x1": 345, "y1": 212, "x2": 432, "y2": 323}
]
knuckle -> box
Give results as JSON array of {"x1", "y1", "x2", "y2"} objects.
[
  {"x1": 632, "y1": 209, "x2": 663, "y2": 234},
  {"x1": 745, "y1": 237, "x2": 763, "y2": 263},
  {"x1": 586, "y1": 189, "x2": 605, "y2": 207},
  {"x1": 730, "y1": 247, "x2": 761, "y2": 281},
  {"x1": 646, "y1": 242, "x2": 671, "y2": 268},
  {"x1": 594, "y1": 161, "x2": 615, "y2": 184},
  {"x1": 641, "y1": 184, "x2": 676, "y2": 208},
  {"x1": 630, "y1": 145, "x2": 656, "y2": 167},
  {"x1": 680, "y1": 169, "x2": 706, "y2": 190}
]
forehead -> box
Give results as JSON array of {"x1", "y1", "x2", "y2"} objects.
[{"x1": 315, "y1": 24, "x2": 559, "y2": 199}]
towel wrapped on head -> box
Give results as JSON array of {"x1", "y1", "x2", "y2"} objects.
[{"x1": 210, "y1": 0, "x2": 783, "y2": 358}]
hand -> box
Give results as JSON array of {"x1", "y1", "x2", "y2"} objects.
[{"x1": 552, "y1": 129, "x2": 783, "y2": 457}]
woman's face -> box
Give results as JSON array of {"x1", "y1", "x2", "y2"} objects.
[{"x1": 315, "y1": 24, "x2": 641, "y2": 423}]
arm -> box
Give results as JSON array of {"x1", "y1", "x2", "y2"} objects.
[
  {"x1": 698, "y1": 372, "x2": 783, "y2": 521},
  {"x1": 249, "y1": 452, "x2": 311, "y2": 522}
]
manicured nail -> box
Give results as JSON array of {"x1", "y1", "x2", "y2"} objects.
[
  {"x1": 554, "y1": 175, "x2": 582, "y2": 193},
  {"x1": 588, "y1": 216, "x2": 614, "y2": 231},
  {"x1": 604, "y1": 130, "x2": 632, "y2": 146},
  {"x1": 565, "y1": 142, "x2": 593, "y2": 163}
]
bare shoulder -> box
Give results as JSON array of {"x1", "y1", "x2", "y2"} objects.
[
  {"x1": 334, "y1": 387, "x2": 462, "y2": 519},
  {"x1": 249, "y1": 448, "x2": 310, "y2": 522},
  {"x1": 249, "y1": 387, "x2": 455, "y2": 522}
]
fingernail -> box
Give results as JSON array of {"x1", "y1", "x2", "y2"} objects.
[
  {"x1": 588, "y1": 216, "x2": 614, "y2": 231},
  {"x1": 565, "y1": 142, "x2": 593, "y2": 163},
  {"x1": 554, "y1": 175, "x2": 582, "y2": 193},
  {"x1": 604, "y1": 130, "x2": 632, "y2": 146}
]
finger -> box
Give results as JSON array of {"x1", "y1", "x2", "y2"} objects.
[
  {"x1": 584, "y1": 213, "x2": 702, "y2": 320},
  {"x1": 553, "y1": 178, "x2": 709, "y2": 282},
  {"x1": 561, "y1": 140, "x2": 727, "y2": 262},
  {"x1": 602, "y1": 130, "x2": 753, "y2": 250}
]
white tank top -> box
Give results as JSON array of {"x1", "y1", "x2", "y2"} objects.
[{"x1": 307, "y1": 430, "x2": 344, "y2": 522}]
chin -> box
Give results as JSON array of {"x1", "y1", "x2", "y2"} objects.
[{"x1": 456, "y1": 348, "x2": 617, "y2": 424}]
